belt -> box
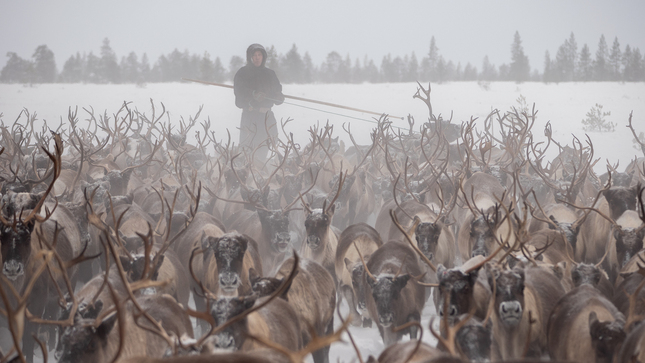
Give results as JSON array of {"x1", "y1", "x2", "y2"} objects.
[{"x1": 247, "y1": 107, "x2": 271, "y2": 113}]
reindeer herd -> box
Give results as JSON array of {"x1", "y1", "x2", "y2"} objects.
[{"x1": 1, "y1": 88, "x2": 645, "y2": 363}]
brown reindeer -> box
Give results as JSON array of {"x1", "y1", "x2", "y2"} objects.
[
  {"x1": 363, "y1": 241, "x2": 426, "y2": 346},
  {"x1": 249, "y1": 256, "x2": 335, "y2": 363},
  {"x1": 0, "y1": 135, "x2": 92, "y2": 361},
  {"x1": 335, "y1": 222, "x2": 383, "y2": 327},
  {"x1": 300, "y1": 171, "x2": 345, "y2": 282},
  {"x1": 206, "y1": 291, "x2": 302, "y2": 353},
  {"x1": 201, "y1": 231, "x2": 263, "y2": 297},
  {"x1": 485, "y1": 262, "x2": 565, "y2": 360},
  {"x1": 580, "y1": 182, "x2": 641, "y2": 264},
  {"x1": 56, "y1": 293, "x2": 193, "y2": 363},
  {"x1": 371, "y1": 340, "x2": 445, "y2": 363},
  {"x1": 547, "y1": 284, "x2": 626, "y2": 363}
]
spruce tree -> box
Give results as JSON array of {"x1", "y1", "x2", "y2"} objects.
[
  {"x1": 32, "y1": 45, "x2": 57, "y2": 83},
  {"x1": 228, "y1": 55, "x2": 244, "y2": 81},
  {"x1": 100, "y1": 38, "x2": 120, "y2": 83},
  {"x1": 0, "y1": 52, "x2": 32, "y2": 83},
  {"x1": 577, "y1": 44, "x2": 593, "y2": 81},
  {"x1": 594, "y1": 35, "x2": 609, "y2": 81},
  {"x1": 199, "y1": 51, "x2": 215, "y2": 82},
  {"x1": 427, "y1": 36, "x2": 439, "y2": 81},
  {"x1": 543, "y1": 51, "x2": 553, "y2": 82},
  {"x1": 303, "y1": 52, "x2": 315, "y2": 83},
  {"x1": 608, "y1": 37, "x2": 622, "y2": 81},
  {"x1": 59, "y1": 53, "x2": 84, "y2": 83},
  {"x1": 510, "y1": 31, "x2": 530, "y2": 82},
  {"x1": 281, "y1": 44, "x2": 305, "y2": 83},
  {"x1": 120, "y1": 52, "x2": 140, "y2": 83}
]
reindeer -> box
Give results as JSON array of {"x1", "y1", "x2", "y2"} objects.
[
  {"x1": 206, "y1": 256, "x2": 302, "y2": 353},
  {"x1": 363, "y1": 241, "x2": 426, "y2": 346},
  {"x1": 56, "y1": 293, "x2": 194, "y2": 363},
  {"x1": 335, "y1": 222, "x2": 383, "y2": 327},
  {"x1": 547, "y1": 284, "x2": 626, "y2": 363},
  {"x1": 300, "y1": 171, "x2": 346, "y2": 282},
  {"x1": 201, "y1": 231, "x2": 262, "y2": 297},
  {"x1": 249, "y1": 256, "x2": 335, "y2": 363},
  {"x1": 456, "y1": 172, "x2": 514, "y2": 263},
  {"x1": 0, "y1": 135, "x2": 94, "y2": 361},
  {"x1": 485, "y1": 262, "x2": 565, "y2": 360}
]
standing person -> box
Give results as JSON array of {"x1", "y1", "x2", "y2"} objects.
[{"x1": 234, "y1": 43, "x2": 285, "y2": 162}]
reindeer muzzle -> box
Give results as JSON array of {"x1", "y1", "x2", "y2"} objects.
[
  {"x1": 499, "y1": 300, "x2": 522, "y2": 327},
  {"x1": 219, "y1": 272, "x2": 240, "y2": 292},
  {"x1": 275, "y1": 232, "x2": 291, "y2": 252},
  {"x1": 378, "y1": 312, "x2": 394, "y2": 327},
  {"x1": 3, "y1": 260, "x2": 24, "y2": 280},
  {"x1": 307, "y1": 234, "x2": 321, "y2": 249}
]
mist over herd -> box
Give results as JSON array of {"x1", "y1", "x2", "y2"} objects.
[{"x1": 1, "y1": 77, "x2": 645, "y2": 363}]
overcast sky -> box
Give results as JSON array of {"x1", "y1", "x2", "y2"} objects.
[{"x1": 1, "y1": 0, "x2": 644, "y2": 74}]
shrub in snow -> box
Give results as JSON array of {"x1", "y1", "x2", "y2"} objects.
[{"x1": 582, "y1": 103, "x2": 615, "y2": 132}]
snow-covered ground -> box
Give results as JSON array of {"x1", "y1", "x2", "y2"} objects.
[
  {"x1": 1, "y1": 81, "x2": 644, "y2": 362},
  {"x1": 1, "y1": 81, "x2": 644, "y2": 173}
]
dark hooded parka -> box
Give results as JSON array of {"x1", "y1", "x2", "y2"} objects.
[{"x1": 233, "y1": 43, "x2": 285, "y2": 162}]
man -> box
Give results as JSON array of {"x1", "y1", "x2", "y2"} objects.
[{"x1": 233, "y1": 43, "x2": 285, "y2": 162}]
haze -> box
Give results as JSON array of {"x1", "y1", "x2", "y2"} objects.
[{"x1": 1, "y1": 0, "x2": 644, "y2": 74}]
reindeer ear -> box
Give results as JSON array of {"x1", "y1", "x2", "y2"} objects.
[
  {"x1": 552, "y1": 262, "x2": 565, "y2": 280},
  {"x1": 201, "y1": 233, "x2": 214, "y2": 251},
  {"x1": 328, "y1": 202, "x2": 336, "y2": 215},
  {"x1": 485, "y1": 262, "x2": 499, "y2": 287},
  {"x1": 96, "y1": 312, "x2": 118, "y2": 339},
  {"x1": 119, "y1": 255, "x2": 131, "y2": 270},
  {"x1": 366, "y1": 272, "x2": 377, "y2": 288},
  {"x1": 82, "y1": 300, "x2": 104, "y2": 320},
  {"x1": 394, "y1": 274, "x2": 410, "y2": 290},
  {"x1": 588, "y1": 311, "x2": 599, "y2": 333},
  {"x1": 344, "y1": 258, "x2": 353, "y2": 271},
  {"x1": 248, "y1": 268, "x2": 260, "y2": 284},
  {"x1": 239, "y1": 235, "x2": 248, "y2": 252},
  {"x1": 242, "y1": 294, "x2": 257, "y2": 310},
  {"x1": 436, "y1": 264, "x2": 447, "y2": 280}
]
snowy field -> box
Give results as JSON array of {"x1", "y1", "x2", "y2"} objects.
[
  {"x1": 1, "y1": 81, "x2": 644, "y2": 173},
  {"x1": 1, "y1": 81, "x2": 644, "y2": 362}
]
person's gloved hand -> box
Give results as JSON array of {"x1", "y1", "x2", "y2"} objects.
[{"x1": 252, "y1": 90, "x2": 266, "y2": 102}]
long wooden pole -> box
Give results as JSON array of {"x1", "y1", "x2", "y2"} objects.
[{"x1": 182, "y1": 78, "x2": 404, "y2": 120}]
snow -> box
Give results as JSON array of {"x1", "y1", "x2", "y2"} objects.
[
  {"x1": 1, "y1": 81, "x2": 644, "y2": 362},
  {"x1": 1, "y1": 82, "x2": 644, "y2": 174}
]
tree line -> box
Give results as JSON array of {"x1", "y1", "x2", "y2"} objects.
[{"x1": 1, "y1": 32, "x2": 643, "y2": 84}]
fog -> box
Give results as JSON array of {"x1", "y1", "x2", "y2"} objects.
[{"x1": 1, "y1": 0, "x2": 644, "y2": 73}]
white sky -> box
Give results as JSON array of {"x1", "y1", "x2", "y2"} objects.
[{"x1": 1, "y1": 0, "x2": 644, "y2": 73}]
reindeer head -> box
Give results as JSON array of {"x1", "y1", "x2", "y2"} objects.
[
  {"x1": 304, "y1": 206, "x2": 332, "y2": 251},
  {"x1": 248, "y1": 267, "x2": 294, "y2": 301},
  {"x1": 548, "y1": 215, "x2": 581, "y2": 252},
  {"x1": 208, "y1": 294, "x2": 257, "y2": 351},
  {"x1": 603, "y1": 183, "x2": 640, "y2": 220},
  {"x1": 436, "y1": 264, "x2": 480, "y2": 322},
  {"x1": 345, "y1": 257, "x2": 370, "y2": 313},
  {"x1": 257, "y1": 209, "x2": 291, "y2": 253},
  {"x1": 0, "y1": 218, "x2": 36, "y2": 282},
  {"x1": 614, "y1": 225, "x2": 645, "y2": 268},
  {"x1": 366, "y1": 272, "x2": 411, "y2": 327},
  {"x1": 589, "y1": 311, "x2": 626, "y2": 363},
  {"x1": 415, "y1": 222, "x2": 442, "y2": 262},
  {"x1": 486, "y1": 263, "x2": 525, "y2": 328},
  {"x1": 56, "y1": 310, "x2": 117, "y2": 363},
  {"x1": 203, "y1": 232, "x2": 249, "y2": 294},
  {"x1": 120, "y1": 253, "x2": 165, "y2": 286},
  {"x1": 455, "y1": 317, "x2": 492, "y2": 362},
  {"x1": 570, "y1": 263, "x2": 603, "y2": 288},
  {"x1": 469, "y1": 214, "x2": 497, "y2": 259}
]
